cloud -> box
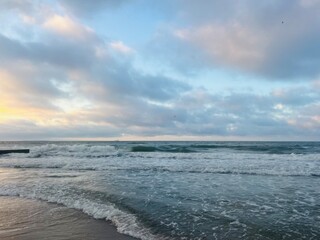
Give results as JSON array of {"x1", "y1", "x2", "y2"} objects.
[
  {"x1": 174, "y1": 23, "x2": 266, "y2": 73},
  {"x1": 0, "y1": 34, "x2": 93, "y2": 70},
  {"x1": 57, "y1": 0, "x2": 127, "y2": 17},
  {"x1": 0, "y1": 2, "x2": 193, "y2": 140},
  {"x1": 43, "y1": 14, "x2": 94, "y2": 40},
  {"x1": 0, "y1": 0, "x2": 319, "y2": 140},
  {"x1": 167, "y1": 0, "x2": 320, "y2": 79},
  {"x1": 109, "y1": 41, "x2": 134, "y2": 54},
  {"x1": 0, "y1": 119, "x2": 121, "y2": 140},
  {"x1": 0, "y1": 0, "x2": 34, "y2": 12}
]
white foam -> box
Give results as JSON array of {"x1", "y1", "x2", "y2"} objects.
[
  {"x1": 0, "y1": 185, "x2": 165, "y2": 240},
  {"x1": 0, "y1": 148, "x2": 319, "y2": 176},
  {"x1": 29, "y1": 144, "x2": 118, "y2": 158}
]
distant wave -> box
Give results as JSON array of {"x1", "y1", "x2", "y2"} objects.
[
  {"x1": 20, "y1": 144, "x2": 120, "y2": 158},
  {"x1": 130, "y1": 143, "x2": 320, "y2": 154},
  {"x1": 131, "y1": 145, "x2": 195, "y2": 153},
  {"x1": 1, "y1": 164, "x2": 319, "y2": 177},
  {"x1": 0, "y1": 142, "x2": 319, "y2": 157},
  {"x1": 0, "y1": 142, "x2": 319, "y2": 178},
  {"x1": 121, "y1": 167, "x2": 320, "y2": 177}
]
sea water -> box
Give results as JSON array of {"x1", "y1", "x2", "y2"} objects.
[{"x1": 0, "y1": 141, "x2": 319, "y2": 239}]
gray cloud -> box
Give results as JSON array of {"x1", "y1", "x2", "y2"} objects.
[
  {"x1": 57, "y1": 0, "x2": 127, "y2": 17},
  {"x1": 156, "y1": 0, "x2": 320, "y2": 79},
  {"x1": 0, "y1": 34, "x2": 28, "y2": 60},
  {"x1": 89, "y1": 86, "x2": 320, "y2": 139},
  {"x1": 0, "y1": 0, "x2": 35, "y2": 12},
  {"x1": 0, "y1": 34, "x2": 94, "y2": 70},
  {"x1": 94, "y1": 64, "x2": 191, "y2": 102},
  {"x1": 0, "y1": 120, "x2": 121, "y2": 140}
]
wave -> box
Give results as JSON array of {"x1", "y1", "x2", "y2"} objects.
[
  {"x1": 1, "y1": 163, "x2": 319, "y2": 177},
  {"x1": 44, "y1": 174, "x2": 78, "y2": 178},
  {"x1": 0, "y1": 187, "x2": 166, "y2": 240},
  {"x1": 26, "y1": 144, "x2": 119, "y2": 158},
  {"x1": 1, "y1": 142, "x2": 319, "y2": 157},
  {"x1": 130, "y1": 142, "x2": 320, "y2": 154},
  {"x1": 123, "y1": 167, "x2": 320, "y2": 177},
  {"x1": 131, "y1": 145, "x2": 195, "y2": 153}
]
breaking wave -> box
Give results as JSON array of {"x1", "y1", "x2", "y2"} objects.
[
  {"x1": 0, "y1": 186, "x2": 165, "y2": 240},
  {"x1": 130, "y1": 142, "x2": 320, "y2": 154}
]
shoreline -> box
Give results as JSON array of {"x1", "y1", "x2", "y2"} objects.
[{"x1": 0, "y1": 196, "x2": 137, "y2": 240}]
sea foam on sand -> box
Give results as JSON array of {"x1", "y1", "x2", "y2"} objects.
[{"x1": 0, "y1": 196, "x2": 136, "y2": 240}]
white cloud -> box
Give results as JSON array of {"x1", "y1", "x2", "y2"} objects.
[
  {"x1": 313, "y1": 79, "x2": 320, "y2": 89},
  {"x1": 20, "y1": 14, "x2": 36, "y2": 24},
  {"x1": 109, "y1": 41, "x2": 134, "y2": 54},
  {"x1": 174, "y1": 23, "x2": 266, "y2": 71},
  {"x1": 299, "y1": 0, "x2": 320, "y2": 7},
  {"x1": 274, "y1": 104, "x2": 285, "y2": 110},
  {"x1": 43, "y1": 14, "x2": 94, "y2": 40},
  {"x1": 170, "y1": 0, "x2": 320, "y2": 79}
]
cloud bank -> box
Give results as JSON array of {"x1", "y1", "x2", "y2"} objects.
[
  {"x1": 0, "y1": 0, "x2": 319, "y2": 140},
  {"x1": 166, "y1": 0, "x2": 320, "y2": 79}
]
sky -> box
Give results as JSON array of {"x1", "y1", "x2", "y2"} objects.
[{"x1": 0, "y1": 0, "x2": 319, "y2": 141}]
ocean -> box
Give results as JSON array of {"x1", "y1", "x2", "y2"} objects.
[{"x1": 0, "y1": 141, "x2": 319, "y2": 240}]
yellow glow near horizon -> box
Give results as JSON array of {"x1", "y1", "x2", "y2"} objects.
[
  {"x1": 0, "y1": 104, "x2": 27, "y2": 121},
  {"x1": 0, "y1": 105, "x2": 14, "y2": 115},
  {"x1": 0, "y1": 108, "x2": 18, "y2": 124},
  {"x1": 0, "y1": 102, "x2": 54, "y2": 124}
]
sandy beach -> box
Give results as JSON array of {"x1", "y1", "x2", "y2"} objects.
[{"x1": 0, "y1": 196, "x2": 136, "y2": 240}]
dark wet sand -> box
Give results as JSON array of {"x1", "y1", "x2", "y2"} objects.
[{"x1": 0, "y1": 196, "x2": 136, "y2": 240}]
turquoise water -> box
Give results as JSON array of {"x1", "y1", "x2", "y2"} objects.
[{"x1": 0, "y1": 141, "x2": 319, "y2": 239}]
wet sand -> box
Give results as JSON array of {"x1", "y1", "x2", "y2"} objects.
[{"x1": 0, "y1": 196, "x2": 136, "y2": 240}]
